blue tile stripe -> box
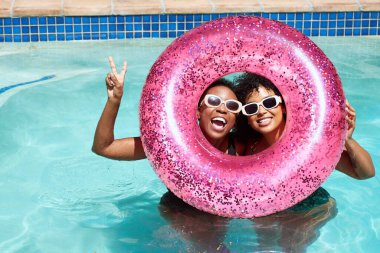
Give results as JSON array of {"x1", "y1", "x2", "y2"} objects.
[
  {"x1": 0, "y1": 75, "x2": 56, "y2": 93},
  {"x1": 0, "y1": 12, "x2": 379, "y2": 42}
]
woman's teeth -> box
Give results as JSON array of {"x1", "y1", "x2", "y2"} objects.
[
  {"x1": 258, "y1": 118, "x2": 270, "y2": 123},
  {"x1": 211, "y1": 117, "x2": 226, "y2": 129},
  {"x1": 257, "y1": 118, "x2": 271, "y2": 126}
]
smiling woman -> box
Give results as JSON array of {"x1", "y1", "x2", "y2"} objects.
[
  {"x1": 196, "y1": 78, "x2": 242, "y2": 155},
  {"x1": 235, "y1": 72, "x2": 287, "y2": 155}
]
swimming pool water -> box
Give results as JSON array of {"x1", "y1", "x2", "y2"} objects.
[{"x1": 0, "y1": 37, "x2": 379, "y2": 253}]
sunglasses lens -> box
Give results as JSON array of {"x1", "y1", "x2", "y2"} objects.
[
  {"x1": 244, "y1": 103, "x2": 259, "y2": 115},
  {"x1": 207, "y1": 95, "x2": 221, "y2": 107},
  {"x1": 263, "y1": 97, "x2": 278, "y2": 109},
  {"x1": 226, "y1": 101, "x2": 240, "y2": 112}
]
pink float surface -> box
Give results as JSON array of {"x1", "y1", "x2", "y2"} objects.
[{"x1": 139, "y1": 16, "x2": 346, "y2": 218}]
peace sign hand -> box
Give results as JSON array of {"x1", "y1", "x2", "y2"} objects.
[{"x1": 105, "y1": 56, "x2": 127, "y2": 104}]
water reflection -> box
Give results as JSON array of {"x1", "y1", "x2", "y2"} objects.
[
  {"x1": 158, "y1": 187, "x2": 337, "y2": 252},
  {"x1": 252, "y1": 187, "x2": 337, "y2": 253},
  {"x1": 158, "y1": 191, "x2": 231, "y2": 252}
]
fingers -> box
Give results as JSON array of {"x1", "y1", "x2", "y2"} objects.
[
  {"x1": 105, "y1": 73, "x2": 113, "y2": 87},
  {"x1": 345, "y1": 100, "x2": 356, "y2": 118},
  {"x1": 105, "y1": 73, "x2": 117, "y2": 89},
  {"x1": 109, "y1": 73, "x2": 121, "y2": 87},
  {"x1": 105, "y1": 72, "x2": 122, "y2": 88},
  {"x1": 345, "y1": 114, "x2": 355, "y2": 126},
  {"x1": 345, "y1": 100, "x2": 356, "y2": 133},
  {"x1": 345, "y1": 113, "x2": 355, "y2": 127},
  {"x1": 346, "y1": 118, "x2": 355, "y2": 129},
  {"x1": 346, "y1": 100, "x2": 355, "y2": 112},
  {"x1": 108, "y1": 56, "x2": 117, "y2": 75},
  {"x1": 108, "y1": 56, "x2": 127, "y2": 78},
  {"x1": 121, "y1": 60, "x2": 127, "y2": 77},
  {"x1": 344, "y1": 100, "x2": 356, "y2": 139}
]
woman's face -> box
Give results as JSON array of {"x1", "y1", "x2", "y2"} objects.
[
  {"x1": 245, "y1": 85, "x2": 285, "y2": 138},
  {"x1": 197, "y1": 86, "x2": 239, "y2": 142}
]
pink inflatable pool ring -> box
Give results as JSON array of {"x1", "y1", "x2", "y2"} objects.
[{"x1": 139, "y1": 16, "x2": 346, "y2": 218}]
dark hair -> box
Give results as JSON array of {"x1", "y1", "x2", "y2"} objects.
[
  {"x1": 198, "y1": 77, "x2": 235, "y2": 107},
  {"x1": 234, "y1": 72, "x2": 282, "y2": 103},
  {"x1": 234, "y1": 72, "x2": 284, "y2": 144}
]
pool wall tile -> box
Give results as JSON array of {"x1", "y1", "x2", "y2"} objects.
[{"x1": 1, "y1": 11, "x2": 379, "y2": 42}]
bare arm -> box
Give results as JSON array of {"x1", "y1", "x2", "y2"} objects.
[
  {"x1": 92, "y1": 56, "x2": 146, "y2": 160},
  {"x1": 335, "y1": 101, "x2": 375, "y2": 179}
]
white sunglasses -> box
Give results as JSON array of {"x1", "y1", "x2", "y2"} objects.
[
  {"x1": 242, "y1": 95, "x2": 282, "y2": 116},
  {"x1": 200, "y1": 94, "x2": 242, "y2": 113}
]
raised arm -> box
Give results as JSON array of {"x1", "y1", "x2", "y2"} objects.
[
  {"x1": 335, "y1": 101, "x2": 375, "y2": 179},
  {"x1": 92, "y1": 56, "x2": 146, "y2": 160}
]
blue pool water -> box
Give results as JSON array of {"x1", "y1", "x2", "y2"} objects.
[{"x1": 0, "y1": 37, "x2": 379, "y2": 252}]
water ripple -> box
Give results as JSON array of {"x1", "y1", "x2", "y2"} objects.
[{"x1": 38, "y1": 157, "x2": 159, "y2": 228}]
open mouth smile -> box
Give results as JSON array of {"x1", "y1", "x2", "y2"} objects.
[{"x1": 211, "y1": 117, "x2": 227, "y2": 130}]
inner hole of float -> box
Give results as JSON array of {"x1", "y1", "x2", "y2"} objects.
[{"x1": 197, "y1": 72, "x2": 286, "y2": 156}]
